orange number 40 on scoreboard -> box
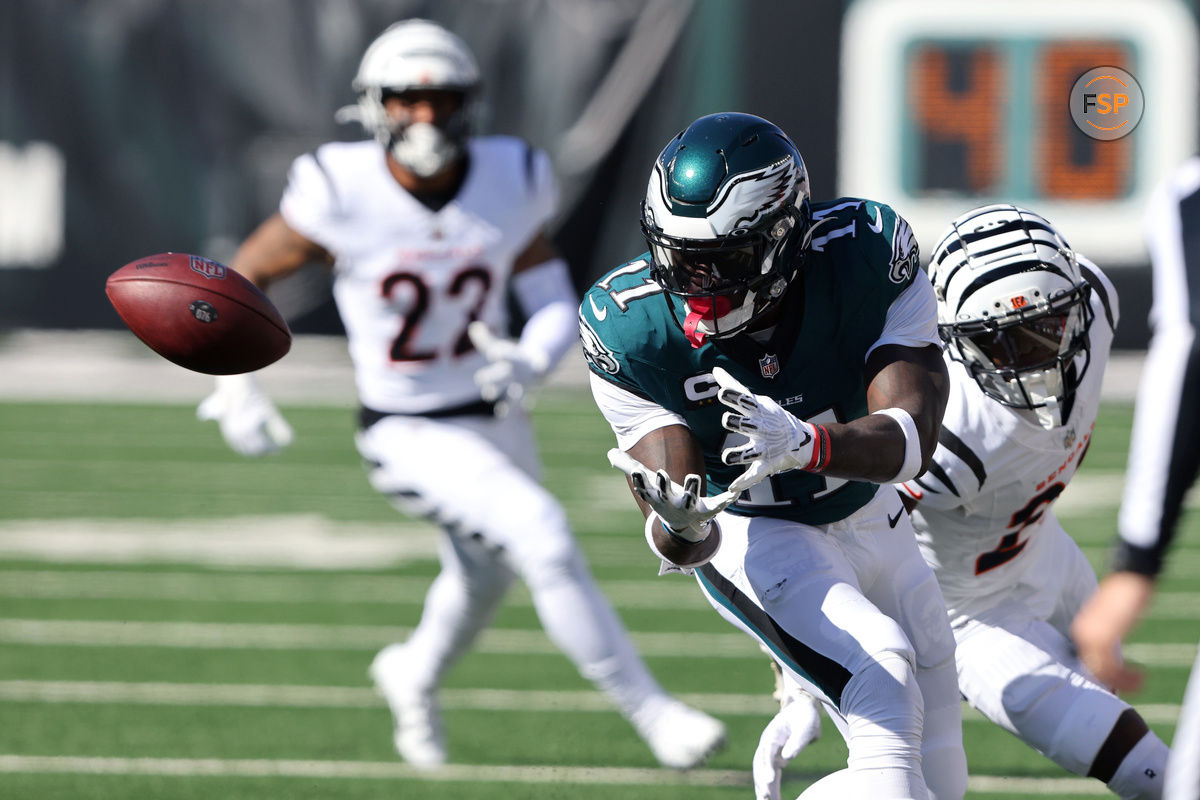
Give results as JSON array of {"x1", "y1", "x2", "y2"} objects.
[{"x1": 839, "y1": 0, "x2": 1196, "y2": 264}]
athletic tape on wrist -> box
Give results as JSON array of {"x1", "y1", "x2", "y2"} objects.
[{"x1": 872, "y1": 407, "x2": 922, "y2": 483}]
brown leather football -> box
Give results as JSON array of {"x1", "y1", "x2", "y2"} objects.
[{"x1": 105, "y1": 252, "x2": 291, "y2": 375}]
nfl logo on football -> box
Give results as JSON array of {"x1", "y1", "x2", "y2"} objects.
[
  {"x1": 759, "y1": 353, "x2": 780, "y2": 379},
  {"x1": 189, "y1": 255, "x2": 227, "y2": 280}
]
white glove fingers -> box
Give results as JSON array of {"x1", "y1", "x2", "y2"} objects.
[
  {"x1": 466, "y1": 320, "x2": 502, "y2": 358},
  {"x1": 630, "y1": 473, "x2": 650, "y2": 501},
  {"x1": 196, "y1": 391, "x2": 226, "y2": 421},
  {"x1": 717, "y1": 388, "x2": 758, "y2": 415},
  {"x1": 701, "y1": 489, "x2": 739, "y2": 512},
  {"x1": 722, "y1": 442, "x2": 759, "y2": 466},
  {"x1": 265, "y1": 413, "x2": 294, "y2": 448},
  {"x1": 607, "y1": 449, "x2": 656, "y2": 502},
  {"x1": 607, "y1": 448, "x2": 645, "y2": 477},
  {"x1": 721, "y1": 411, "x2": 758, "y2": 434},
  {"x1": 727, "y1": 462, "x2": 769, "y2": 495},
  {"x1": 653, "y1": 469, "x2": 676, "y2": 505}
]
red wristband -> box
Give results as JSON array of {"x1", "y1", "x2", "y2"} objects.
[{"x1": 804, "y1": 424, "x2": 831, "y2": 472}]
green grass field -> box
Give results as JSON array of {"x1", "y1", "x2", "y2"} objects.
[{"x1": 0, "y1": 389, "x2": 1195, "y2": 799}]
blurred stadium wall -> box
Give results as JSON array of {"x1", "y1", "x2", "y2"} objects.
[{"x1": 1, "y1": 0, "x2": 1196, "y2": 349}]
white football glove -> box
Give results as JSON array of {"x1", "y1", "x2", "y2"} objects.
[
  {"x1": 752, "y1": 691, "x2": 823, "y2": 800},
  {"x1": 467, "y1": 321, "x2": 548, "y2": 417},
  {"x1": 197, "y1": 373, "x2": 294, "y2": 457},
  {"x1": 607, "y1": 448, "x2": 737, "y2": 539},
  {"x1": 712, "y1": 367, "x2": 828, "y2": 495}
]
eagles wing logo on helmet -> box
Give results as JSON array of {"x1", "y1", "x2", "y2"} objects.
[
  {"x1": 715, "y1": 157, "x2": 800, "y2": 235},
  {"x1": 640, "y1": 112, "x2": 813, "y2": 344}
]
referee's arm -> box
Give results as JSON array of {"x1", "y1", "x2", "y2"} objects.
[{"x1": 1074, "y1": 156, "x2": 1200, "y2": 691}]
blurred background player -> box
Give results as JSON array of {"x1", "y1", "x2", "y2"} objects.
[
  {"x1": 197, "y1": 18, "x2": 725, "y2": 770},
  {"x1": 1074, "y1": 157, "x2": 1200, "y2": 800},
  {"x1": 581, "y1": 112, "x2": 966, "y2": 800},
  {"x1": 754, "y1": 205, "x2": 1169, "y2": 800}
]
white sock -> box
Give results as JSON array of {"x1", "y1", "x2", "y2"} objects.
[
  {"x1": 524, "y1": 550, "x2": 663, "y2": 719},
  {"x1": 404, "y1": 565, "x2": 511, "y2": 690},
  {"x1": 1107, "y1": 730, "x2": 1169, "y2": 800},
  {"x1": 840, "y1": 652, "x2": 929, "y2": 798}
]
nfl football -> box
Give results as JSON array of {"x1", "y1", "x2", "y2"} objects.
[{"x1": 105, "y1": 252, "x2": 292, "y2": 375}]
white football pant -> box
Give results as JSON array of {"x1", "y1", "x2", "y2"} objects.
[
  {"x1": 698, "y1": 487, "x2": 966, "y2": 800},
  {"x1": 356, "y1": 410, "x2": 665, "y2": 721},
  {"x1": 950, "y1": 521, "x2": 1169, "y2": 799}
]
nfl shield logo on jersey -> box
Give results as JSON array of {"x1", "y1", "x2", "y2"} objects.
[{"x1": 759, "y1": 353, "x2": 780, "y2": 379}]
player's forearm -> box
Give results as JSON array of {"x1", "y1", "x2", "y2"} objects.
[
  {"x1": 820, "y1": 414, "x2": 918, "y2": 483},
  {"x1": 512, "y1": 258, "x2": 578, "y2": 375},
  {"x1": 819, "y1": 346, "x2": 948, "y2": 484},
  {"x1": 624, "y1": 424, "x2": 707, "y2": 519},
  {"x1": 232, "y1": 213, "x2": 328, "y2": 290}
]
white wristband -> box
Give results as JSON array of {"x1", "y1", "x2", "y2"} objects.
[{"x1": 872, "y1": 407, "x2": 923, "y2": 483}]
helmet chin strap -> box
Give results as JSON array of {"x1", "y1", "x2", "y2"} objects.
[
  {"x1": 389, "y1": 122, "x2": 463, "y2": 178},
  {"x1": 1034, "y1": 397, "x2": 1062, "y2": 428}
]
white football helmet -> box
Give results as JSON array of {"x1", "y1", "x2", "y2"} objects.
[
  {"x1": 343, "y1": 19, "x2": 480, "y2": 177},
  {"x1": 929, "y1": 204, "x2": 1093, "y2": 428},
  {"x1": 641, "y1": 112, "x2": 813, "y2": 346}
]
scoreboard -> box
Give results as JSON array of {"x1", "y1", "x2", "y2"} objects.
[{"x1": 839, "y1": 0, "x2": 1197, "y2": 263}]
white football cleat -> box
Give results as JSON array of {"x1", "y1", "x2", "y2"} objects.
[
  {"x1": 637, "y1": 698, "x2": 727, "y2": 770},
  {"x1": 369, "y1": 643, "x2": 447, "y2": 769}
]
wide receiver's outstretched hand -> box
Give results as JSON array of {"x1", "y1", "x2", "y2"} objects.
[
  {"x1": 607, "y1": 448, "x2": 737, "y2": 573},
  {"x1": 467, "y1": 321, "x2": 547, "y2": 417},
  {"x1": 197, "y1": 373, "x2": 294, "y2": 457},
  {"x1": 713, "y1": 367, "x2": 829, "y2": 495}
]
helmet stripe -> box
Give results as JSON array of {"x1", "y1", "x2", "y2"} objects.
[{"x1": 952, "y1": 259, "x2": 1073, "y2": 316}]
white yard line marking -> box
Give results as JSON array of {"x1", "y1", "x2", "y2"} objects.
[
  {"x1": 0, "y1": 517, "x2": 441, "y2": 569},
  {"x1": 0, "y1": 753, "x2": 1125, "y2": 794},
  {"x1": 0, "y1": 569, "x2": 710, "y2": 610},
  {"x1": 966, "y1": 775, "x2": 1109, "y2": 795},
  {"x1": 1, "y1": 567, "x2": 1197, "y2": 619},
  {"x1": 0, "y1": 618, "x2": 1191, "y2": 664},
  {"x1": 0, "y1": 618, "x2": 760, "y2": 657},
  {"x1": 0, "y1": 754, "x2": 748, "y2": 786},
  {"x1": 0, "y1": 679, "x2": 1184, "y2": 725},
  {"x1": 0, "y1": 680, "x2": 778, "y2": 716},
  {"x1": 0, "y1": 517, "x2": 651, "y2": 569}
]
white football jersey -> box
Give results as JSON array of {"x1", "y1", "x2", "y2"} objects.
[
  {"x1": 280, "y1": 137, "x2": 557, "y2": 414},
  {"x1": 898, "y1": 257, "x2": 1118, "y2": 607}
]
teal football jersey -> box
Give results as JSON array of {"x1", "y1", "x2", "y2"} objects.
[{"x1": 580, "y1": 198, "x2": 921, "y2": 526}]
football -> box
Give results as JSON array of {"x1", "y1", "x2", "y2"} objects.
[{"x1": 105, "y1": 252, "x2": 292, "y2": 375}]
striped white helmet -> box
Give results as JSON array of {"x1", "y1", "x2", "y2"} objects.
[
  {"x1": 929, "y1": 204, "x2": 1093, "y2": 427},
  {"x1": 343, "y1": 19, "x2": 480, "y2": 177}
]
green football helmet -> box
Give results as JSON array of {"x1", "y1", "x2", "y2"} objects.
[{"x1": 641, "y1": 112, "x2": 812, "y2": 345}]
